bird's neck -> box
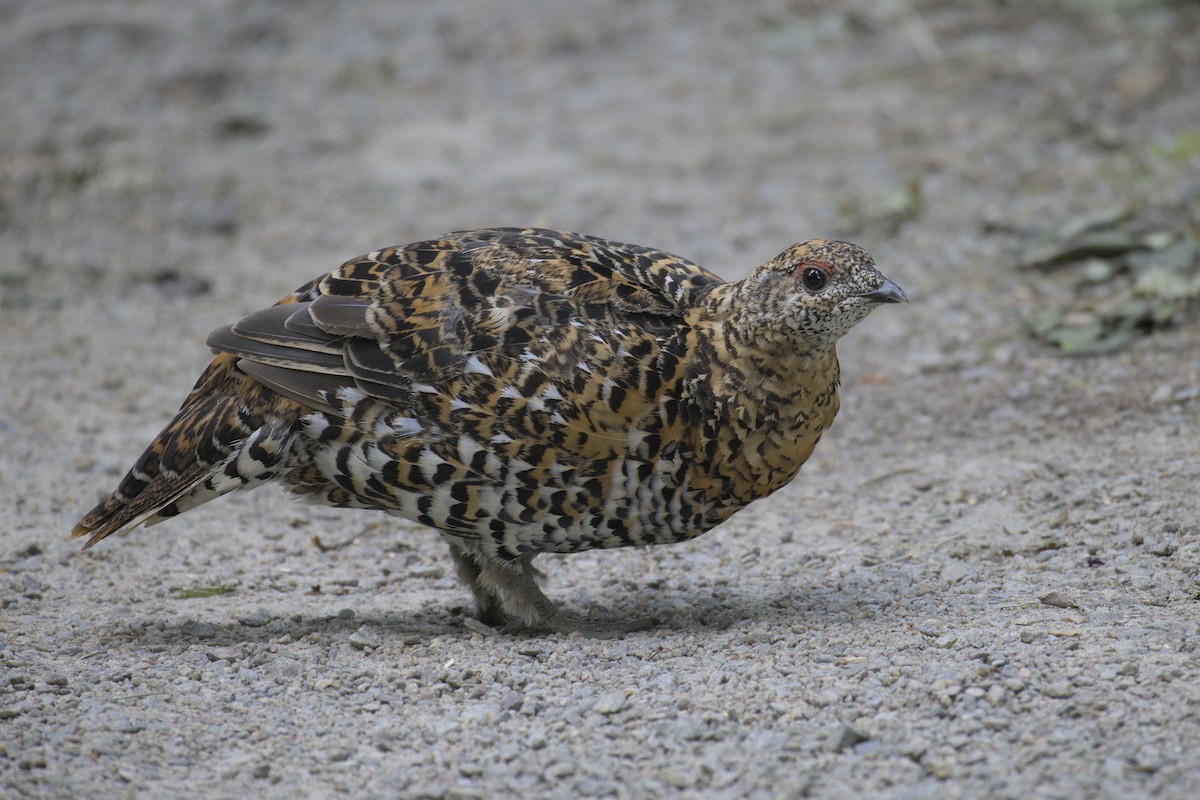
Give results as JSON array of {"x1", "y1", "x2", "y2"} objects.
[
  {"x1": 689, "y1": 279, "x2": 835, "y2": 389},
  {"x1": 693, "y1": 280, "x2": 760, "y2": 332}
]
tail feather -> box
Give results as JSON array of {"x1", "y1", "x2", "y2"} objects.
[
  {"x1": 141, "y1": 418, "x2": 297, "y2": 526},
  {"x1": 72, "y1": 353, "x2": 304, "y2": 548}
]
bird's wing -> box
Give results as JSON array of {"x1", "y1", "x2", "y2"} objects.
[{"x1": 208, "y1": 228, "x2": 725, "y2": 459}]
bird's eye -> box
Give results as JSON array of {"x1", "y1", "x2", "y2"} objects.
[{"x1": 801, "y1": 266, "x2": 828, "y2": 292}]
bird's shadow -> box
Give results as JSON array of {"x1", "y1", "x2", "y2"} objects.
[
  {"x1": 103, "y1": 583, "x2": 875, "y2": 651},
  {"x1": 112, "y1": 605, "x2": 468, "y2": 650}
]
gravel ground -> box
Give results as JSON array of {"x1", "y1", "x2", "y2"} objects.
[{"x1": 3, "y1": 2, "x2": 1200, "y2": 798}]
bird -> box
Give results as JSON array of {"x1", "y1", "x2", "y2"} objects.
[{"x1": 72, "y1": 227, "x2": 906, "y2": 633}]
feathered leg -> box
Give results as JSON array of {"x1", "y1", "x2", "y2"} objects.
[{"x1": 447, "y1": 541, "x2": 656, "y2": 635}]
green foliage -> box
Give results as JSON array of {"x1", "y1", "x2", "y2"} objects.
[
  {"x1": 1021, "y1": 210, "x2": 1200, "y2": 354},
  {"x1": 174, "y1": 586, "x2": 236, "y2": 599}
]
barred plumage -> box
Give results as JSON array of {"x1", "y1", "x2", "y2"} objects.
[{"x1": 73, "y1": 227, "x2": 905, "y2": 632}]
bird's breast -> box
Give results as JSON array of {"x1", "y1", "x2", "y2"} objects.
[{"x1": 678, "y1": 349, "x2": 842, "y2": 515}]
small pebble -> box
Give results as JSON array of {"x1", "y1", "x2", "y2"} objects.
[
  {"x1": 179, "y1": 620, "x2": 218, "y2": 639},
  {"x1": 594, "y1": 690, "x2": 627, "y2": 715},
  {"x1": 916, "y1": 619, "x2": 944, "y2": 637},
  {"x1": 1040, "y1": 681, "x2": 1074, "y2": 699},
  {"x1": 0, "y1": 704, "x2": 26, "y2": 721},
  {"x1": 661, "y1": 769, "x2": 695, "y2": 789},
  {"x1": 238, "y1": 611, "x2": 271, "y2": 628},
  {"x1": 206, "y1": 646, "x2": 241, "y2": 662},
  {"x1": 462, "y1": 618, "x2": 498, "y2": 637},
  {"x1": 109, "y1": 716, "x2": 145, "y2": 734},
  {"x1": 828, "y1": 722, "x2": 868, "y2": 753},
  {"x1": 1132, "y1": 745, "x2": 1162, "y2": 773},
  {"x1": 347, "y1": 625, "x2": 382, "y2": 650},
  {"x1": 940, "y1": 562, "x2": 973, "y2": 584},
  {"x1": 1147, "y1": 539, "x2": 1176, "y2": 556},
  {"x1": 1039, "y1": 592, "x2": 1079, "y2": 609}
]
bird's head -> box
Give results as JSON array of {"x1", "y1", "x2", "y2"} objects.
[{"x1": 735, "y1": 239, "x2": 906, "y2": 351}]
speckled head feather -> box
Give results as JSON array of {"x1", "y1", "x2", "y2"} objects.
[
  {"x1": 704, "y1": 239, "x2": 906, "y2": 352},
  {"x1": 72, "y1": 227, "x2": 905, "y2": 633}
]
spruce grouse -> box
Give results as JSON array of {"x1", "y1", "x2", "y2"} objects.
[{"x1": 73, "y1": 227, "x2": 906, "y2": 633}]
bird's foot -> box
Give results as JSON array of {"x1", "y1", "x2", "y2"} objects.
[{"x1": 449, "y1": 542, "x2": 659, "y2": 637}]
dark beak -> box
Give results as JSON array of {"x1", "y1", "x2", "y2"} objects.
[{"x1": 860, "y1": 276, "x2": 908, "y2": 304}]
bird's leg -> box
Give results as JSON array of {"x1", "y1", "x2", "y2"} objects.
[
  {"x1": 447, "y1": 541, "x2": 507, "y2": 627},
  {"x1": 447, "y1": 542, "x2": 656, "y2": 635}
]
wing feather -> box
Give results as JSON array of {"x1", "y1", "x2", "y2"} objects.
[
  {"x1": 205, "y1": 323, "x2": 346, "y2": 373},
  {"x1": 229, "y1": 304, "x2": 343, "y2": 354},
  {"x1": 207, "y1": 228, "x2": 724, "y2": 465},
  {"x1": 236, "y1": 360, "x2": 342, "y2": 414}
]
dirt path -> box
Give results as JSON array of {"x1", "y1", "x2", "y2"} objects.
[{"x1": 3, "y1": 2, "x2": 1198, "y2": 798}]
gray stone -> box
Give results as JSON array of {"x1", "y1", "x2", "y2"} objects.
[
  {"x1": 1132, "y1": 745, "x2": 1163, "y2": 773},
  {"x1": 347, "y1": 625, "x2": 382, "y2": 650},
  {"x1": 593, "y1": 690, "x2": 627, "y2": 715},
  {"x1": 1040, "y1": 681, "x2": 1074, "y2": 699},
  {"x1": 238, "y1": 611, "x2": 271, "y2": 628},
  {"x1": 829, "y1": 722, "x2": 869, "y2": 753}
]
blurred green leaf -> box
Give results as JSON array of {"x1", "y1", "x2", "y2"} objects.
[
  {"x1": 175, "y1": 586, "x2": 236, "y2": 599},
  {"x1": 1020, "y1": 213, "x2": 1200, "y2": 354},
  {"x1": 1020, "y1": 230, "x2": 1145, "y2": 270}
]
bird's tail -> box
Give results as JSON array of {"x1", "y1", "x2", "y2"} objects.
[{"x1": 71, "y1": 353, "x2": 303, "y2": 549}]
